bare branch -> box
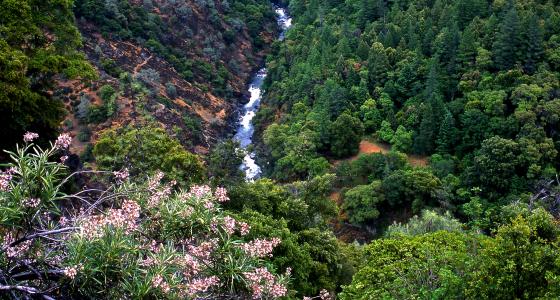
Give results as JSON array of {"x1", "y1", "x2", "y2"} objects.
[{"x1": 2, "y1": 227, "x2": 79, "y2": 252}]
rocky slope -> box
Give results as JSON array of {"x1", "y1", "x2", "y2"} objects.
[{"x1": 56, "y1": 0, "x2": 277, "y2": 157}]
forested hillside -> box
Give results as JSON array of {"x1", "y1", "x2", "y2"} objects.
[
  {"x1": 257, "y1": 0, "x2": 560, "y2": 231},
  {"x1": 2, "y1": 0, "x2": 560, "y2": 299}
]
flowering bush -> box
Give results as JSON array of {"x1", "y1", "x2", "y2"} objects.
[{"x1": 0, "y1": 134, "x2": 290, "y2": 299}]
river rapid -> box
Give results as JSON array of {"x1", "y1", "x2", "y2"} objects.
[{"x1": 233, "y1": 7, "x2": 292, "y2": 180}]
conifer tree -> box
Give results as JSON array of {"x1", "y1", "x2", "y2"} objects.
[
  {"x1": 436, "y1": 110, "x2": 458, "y2": 154},
  {"x1": 368, "y1": 42, "x2": 390, "y2": 89},
  {"x1": 414, "y1": 60, "x2": 444, "y2": 154},
  {"x1": 457, "y1": 22, "x2": 478, "y2": 74},
  {"x1": 493, "y1": 5, "x2": 522, "y2": 70},
  {"x1": 523, "y1": 13, "x2": 544, "y2": 74}
]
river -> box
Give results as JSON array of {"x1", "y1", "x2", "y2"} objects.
[{"x1": 233, "y1": 7, "x2": 292, "y2": 180}]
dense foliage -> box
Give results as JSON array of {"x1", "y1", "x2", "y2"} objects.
[
  {"x1": 93, "y1": 124, "x2": 206, "y2": 186},
  {"x1": 4, "y1": 0, "x2": 560, "y2": 299},
  {"x1": 341, "y1": 206, "x2": 560, "y2": 299},
  {"x1": 258, "y1": 0, "x2": 560, "y2": 231},
  {"x1": 0, "y1": 0, "x2": 95, "y2": 151},
  {"x1": 0, "y1": 134, "x2": 291, "y2": 299}
]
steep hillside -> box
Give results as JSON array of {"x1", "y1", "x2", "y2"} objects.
[{"x1": 56, "y1": 0, "x2": 277, "y2": 157}]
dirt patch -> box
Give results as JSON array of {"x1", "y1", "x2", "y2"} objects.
[
  {"x1": 343, "y1": 140, "x2": 428, "y2": 167},
  {"x1": 354, "y1": 140, "x2": 391, "y2": 157},
  {"x1": 133, "y1": 54, "x2": 153, "y2": 75}
]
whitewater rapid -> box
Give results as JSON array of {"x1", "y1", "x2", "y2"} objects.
[{"x1": 233, "y1": 7, "x2": 292, "y2": 180}]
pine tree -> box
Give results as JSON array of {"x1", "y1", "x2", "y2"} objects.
[
  {"x1": 456, "y1": 0, "x2": 488, "y2": 29},
  {"x1": 368, "y1": 42, "x2": 390, "y2": 89},
  {"x1": 357, "y1": 0, "x2": 385, "y2": 29},
  {"x1": 436, "y1": 110, "x2": 458, "y2": 154},
  {"x1": 357, "y1": 40, "x2": 370, "y2": 61},
  {"x1": 523, "y1": 13, "x2": 544, "y2": 74},
  {"x1": 492, "y1": 5, "x2": 522, "y2": 70},
  {"x1": 414, "y1": 60, "x2": 444, "y2": 155},
  {"x1": 414, "y1": 103, "x2": 436, "y2": 154},
  {"x1": 457, "y1": 22, "x2": 478, "y2": 74}
]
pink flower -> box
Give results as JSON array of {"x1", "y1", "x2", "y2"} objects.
[
  {"x1": 23, "y1": 132, "x2": 39, "y2": 142},
  {"x1": 79, "y1": 200, "x2": 140, "y2": 238},
  {"x1": 186, "y1": 276, "x2": 219, "y2": 296},
  {"x1": 239, "y1": 221, "x2": 251, "y2": 236},
  {"x1": 187, "y1": 185, "x2": 212, "y2": 198},
  {"x1": 222, "y1": 216, "x2": 236, "y2": 235},
  {"x1": 270, "y1": 283, "x2": 288, "y2": 298},
  {"x1": 0, "y1": 171, "x2": 12, "y2": 192},
  {"x1": 3, "y1": 233, "x2": 31, "y2": 259},
  {"x1": 188, "y1": 240, "x2": 217, "y2": 261},
  {"x1": 214, "y1": 187, "x2": 229, "y2": 202},
  {"x1": 177, "y1": 254, "x2": 200, "y2": 278},
  {"x1": 148, "y1": 185, "x2": 171, "y2": 208},
  {"x1": 151, "y1": 274, "x2": 171, "y2": 294},
  {"x1": 113, "y1": 168, "x2": 129, "y2": 181},
  {"x1": 55, "y1": 133, "x2": 72, "y2": 150},
  {"x1": 148, "y1": 171, "x2": 165, "y2": 190},
  {"x1": 60, "y1": 155, "x2": 68, "y2": 163},
  {"x1": 243, "y1": 267, "x2": 287, "y2": 299},
  {"x1": 320, "y1": 289, "x2": 331, "y2": 300},
  {"x1": 63, "y1": 265, "x2": 83, "y2": 280},
  {"x1": 239, "y1": 238, "x2": 281, "y2": 258},
  {"x1": 22, "y1": 198, "x2": 40, "y2": 208}
]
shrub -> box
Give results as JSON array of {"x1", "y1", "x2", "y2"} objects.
[
  {"x1": 165, "y1": 82, "x2": 177, "y2": 98},
  {"x1": 77, "y1": 128, "x2": 91, "y2": 142},
  {"x1": 93, "y1": 124, "x2": 205, "y2": 186},
  {"x1": 135, "y1": 68, "x2": 160, "y2": 87},
  {"x1": 0, "y1": 133, "x2": 291, "y2": 299},
  {"x1": 98, "y1": 85, "x2": 116, "y2": 102}
]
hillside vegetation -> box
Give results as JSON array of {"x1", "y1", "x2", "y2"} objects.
[
  {"x1": 2, "y1": 0, "x2": 560, "y2": 299},
  {"x1": 258, "y1": 0, "x2": 560, "y2": 231}
]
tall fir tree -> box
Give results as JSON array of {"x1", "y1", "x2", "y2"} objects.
[
  {"x1": 522, "y1": 13, "x2": 544, "y2": 74},
  {"x1": 455, "y1": 0, "x2": 488, "y2": 29},
  {"x1": 436, "y1": 109, "x2": 458, "y2": 154},
  {"x1": 368, "y1": 42, "x2": 390, "y2": 90},
  {"x1": 414, "y1": 60, "x2": 445, "y2": 154},
  {"x1": 457, "y1": 22, "x2": 478, "y2": 74},
  {"x1": 492, "y1": 5, "x2": 522, "y2": 70}
]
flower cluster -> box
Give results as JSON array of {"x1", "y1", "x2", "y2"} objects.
[
  {"x1": 63, "y1": 265, "x2": 83, "y2": 280},
  {"x1": 239, "y1": 221, "x2": 251, "y2": 236},
  {"x1": 220, "y1": 216, "x2": 251, "y2": 236},
  {"x1": 222, "y1": 216, "x2": 236, "y2": 235},
  {"x1": 186, "y1": 276, "x2": 219, "y2": 296},
  {"x1": 55, "y1": 133, "x2": 72, "y2": 150},
  {"x1": 187, "y1": 239, "x2": 217, "y2": 262},
  {"x1": 23, "y1": 132, "x2": 39, "y2": 142},
  {"x1": 22, "y1": 198, "x2": 40, "y2": 208},
  {"x1": 187, "y1": 185, "x2": 212, "y2": 199},
  {"x1": 303, "y1": 289, "x2": 332, "y2": 300},
  {"x1": 152, "y1": 274, "x2": 171, "y2": 294},
  {"x1": 2, "y1": 233, "x2": 31, "y2": 259},
  {"x1": 113, "y1": 168, "x2": 129, "y2": 182},
  {"x1": 176, "y1": 254, "x2": 201, "y2": 278},
  {"x1": 214, "y1": 187, "x2": 229, "y2": 202},
  {"x1": 244, "y1": 267, "x2": 288, "y2": 299},
  {"x1": 239, "y1": 238, "x2": 281, "y2": 258},
  {"x1": 148, "y1": 171, "x2": 165, "y2": 191},
  {"x1": 146, "y1": 172, "x2": 175, "y2": 208},
  {"x1": 79, "y1": 200, "x2": 140, "y2": 238},
  {"x1": 0, "y1": 170, "x2": 13, "y2": 192}
]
